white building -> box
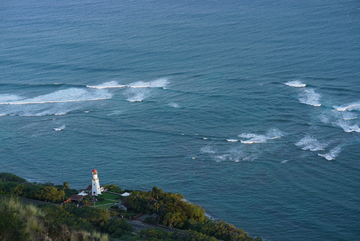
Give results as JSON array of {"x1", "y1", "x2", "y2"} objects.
[{"x1": 92, "y1": 168, "x2": 102, "y2": 196}]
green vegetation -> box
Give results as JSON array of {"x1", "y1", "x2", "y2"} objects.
[
  {"x1": 0, "y1": 196, "x2": 110, "y2": 241},
  {"x1": 0, "y1": 173, "x2": 77, "y2": 203},
  {"x1": 102, "y1": 184, "x2": 122, "y2": 194},
  {"x1": 137, "y1": 228, "x2": 219, "y2": 241},
  {"x1": 101, "y1": 192, "x2": 121, "y2": 200},
  {"x1": 0, "y1": 173, "x2": 262, "y2": 241},
  {"x1": 124, "y1": 186, "x2": 261, "y2": 241}
]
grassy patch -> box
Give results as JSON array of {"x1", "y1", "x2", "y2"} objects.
[
  {"x1": 95, "y1": 203, "x2": 114, "y2": 210},
  {"x1": 101, "y1": 192, "x2": 121, "y2": 200},
  {"x1": 96, "y1": 200, "x2": 116, "y2": 205}
]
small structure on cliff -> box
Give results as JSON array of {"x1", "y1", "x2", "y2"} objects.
[{"x1": 92, "y1": 168, "x2": 102, "y2": 196}]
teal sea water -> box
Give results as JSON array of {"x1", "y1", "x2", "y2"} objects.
[{"x1": 1, "y1": 1, "x2": 360, "y2": 240}]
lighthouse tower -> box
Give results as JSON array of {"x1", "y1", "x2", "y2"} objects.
[{"x1": 92, "y1": 168, "x2": 101, "y2": 196}]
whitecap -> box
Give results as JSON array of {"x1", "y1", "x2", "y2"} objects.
[
  {"x1": 334, "y1": 101, "x2": 360, "y2": 112},
  {"x1": 168, "y1": 102, "x2": 181, "y2": 108},
  {"x1": 295, "y1": 136, "x2": 329, "y2": 151},
  {"x1": 128, "y1": 78, "x2": 169, "y2": 88},
  {"x1": 334, "y1": 120, "x2": 360, "y2": 133},
  {"x1": 285, "y1": 80, "x2": 306, "y2": 87},
  {"x1": 320, "y1": 110, "x2": 360, "y2": 133},
  {"x1": 226, "y1": 139, "x2": 238, "y2": 142},
  {"x1": 299, "y1": 89, "x2": 321, "y2": 107},
  {"x1": 54, "y1": 125, "x2": 65, "y2": 131},
  {"x1": 124, "y1": 88, "x2": 149, "y2": 102},
  {"x1": 0, "y1": 88, "x2": 112, "y2": 105},
  {"x1": 239, "y1": 129, "x2": 283, "y2": 144},
  {"x1": 318, "y1": 145, "x2": 342, "y2": 160},
  {"x1": 86, "y1": 81, "x2": 126, "y2": 89},
  {"x1": 281, "y1": 160, "x2": 289, "y2": 163},
  {"x1": 0, "y1": 94, "x2": 23, "y2": 102}
]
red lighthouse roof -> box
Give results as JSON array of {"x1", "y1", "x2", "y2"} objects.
[{"x1": 92, "y1": 168, "x2": 97, "y2": 173}]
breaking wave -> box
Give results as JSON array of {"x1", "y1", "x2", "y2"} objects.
[
  {"x1": 295, "y1": 136, "x2": 329, "y2": 151},
  {"x1": 124, "y1": 78, "x2": 169, "y2": 102},
  {"x1": 285, "y1": 80, "x2": 306, "y2": 87},
  {"x1": 318, "y1": 145, "x2": 342, "y2": 161},
  {"x1": 238, "y1": 129, "x2": 284, "y2": 144},
  {"x1": 87, "y1": 81, "x2": 126, "y2": 89},
  {"x1": 0, "y1": 88, "x2": 112, "y2": 105},
  {"x1": 54, "y1": 125, "x2": 66, "y2": 131},
  {"x1": 334, "y1": 101, "x2": 360, "y2": 112},
  {"x1": 124, "y1": 88, "x2": 150, "y2": 102},
  {"x1": 226, "y1": 139, "x2": 238, "y2": 142},
  {"x1": 0, "y1": 88, "x2": 111, "y2": 116},
  {"x1": 320, "y1": 110, "x2": 360, "y2": 132},
  {"x1": 128, "y1": 78, "x2": 169, "y2": 88},
  {"x1": 299, "y1": 89, "x2": 321, "y2": 107}
]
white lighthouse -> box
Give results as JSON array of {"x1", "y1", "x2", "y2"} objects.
[{"x1": 92, "y1": 168, "x2": 101, "y2": 196}]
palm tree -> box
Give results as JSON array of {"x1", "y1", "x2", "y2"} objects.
[{"x1": 63, "y1": 182, "x2": 70, "y2": 201}]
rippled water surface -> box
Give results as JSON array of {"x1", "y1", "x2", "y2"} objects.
[{"x1": 1, "y1": 1, "x2": 360, "y2": 240}]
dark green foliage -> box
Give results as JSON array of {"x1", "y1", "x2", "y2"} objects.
[
  {"x1": 0, "y1": 173, "x2": 27, "y2": 183},
  {"x1": 100, "y1": 219, "x2": 132, "y2": 238},
  {"x1": 0, "y1": 199, "x2": 30, "y2": 241},
  {"x1": 125, "y1": 186, "x2": 261, "y2": 241},
  {"x1": 184, "y1": 218, "x2": 256, "y2": 241},
  {"x1": 138, "y1": 228, "x2": 218, "y2": 241},
  {"x1": 0, "y1": 178, "x2": 76, "y2": 202},
  {"x1": 125, "y1": 186, "x2": 205, "y2": 228},
  {"x1": 40, "y1": 204, "x2": 111, "y2": 233},
  {"x1": 103, "y1": 184, "x2": 122, "y2": 193},
  {"x1": 97, "y1": 195, "x2": 105, "y2": 201}
]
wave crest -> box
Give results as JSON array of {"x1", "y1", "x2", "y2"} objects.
[
  {"x1": 285, "y1": 80, "x2": 306, "y2": 87},
  {"x1": 299, "y1": 89, "x2": 321, "y2": 107},
  {"x1": 238, "y1": 129, "x2": 284, "y2": 144}
]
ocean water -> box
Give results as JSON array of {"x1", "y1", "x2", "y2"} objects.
[{"x1": 1, "y1": 1, "x2": 360, "y2": 240}]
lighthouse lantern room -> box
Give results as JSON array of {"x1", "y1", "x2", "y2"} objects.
[{"x1": 92, "y1": 168, "x2": 101, "y2": 196}]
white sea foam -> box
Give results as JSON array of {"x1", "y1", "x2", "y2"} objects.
[
  {"x1": 213, "y1": 148, "x2": 257, "y2": 162},
  {"x1": 318, "y1": 145, "x2": 342, "y2": 160},
  {"x1": 238, "y1": 129, "x2": 284, "y2": 144},
  {"x1": 201, "y1": 145, "x2": 216, "y2": 154},
  {"x1": 334, "y1": 120, "x2": 360, "y2": 132},
  {"x1": 0, "y1": 94, "x2": 23, "y2": 102},
  {"x1": 128, "y1": 78, "x2": 169, "y2": 88},
  {"x1": 334, "y1": 101, "x2": 360, "y2": 112},
  {"x1": 54, "y1": 125, "x2": 65, "y2": 131},
  {"x1": 87, "y1": 81, "x2": 126, "y2": 89},
  {"x1": 0, "y1": 88, "x2": 112, "y2": 105},
  {"x1": 299, "y1": 89, "x2": 321, "y2": 107},
  {"x1": 295, "y1": 136, "x2": 329, "y2": 151},
  {"x1": 320, "y1": 110, "x2": 360, "y2": 132},
  {"x1": 281, "y1": 160, "x2": 289, "y2": 163},
  {"x1": 107, "y1": 110, "x2": 122, "y2": 116},
  {"x1": 168, "y1": 102, "x2": 181, "y2": 108},
  {"x1": 285, "y1": 80, "x2": 306, "y2": 87},
  {"x1": 124, "y1": 88, "x2": 149, "y2": 102},
  {"x1": 226, "y1": 139, "x2": 238, "y2": 142}
]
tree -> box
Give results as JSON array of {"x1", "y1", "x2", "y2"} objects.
[
  {"x1": 162, "y1": 212, "x2": 184, "y2": 228},
  {"x1": 103, "y1": 184, "x2": 122, "y2": 193},
  {"x1": 63, "y1": 182, "x2": 69, "y2": 200},
  {"x1": 35, "y1": 186, "x2": 64, "y2": 202}
]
